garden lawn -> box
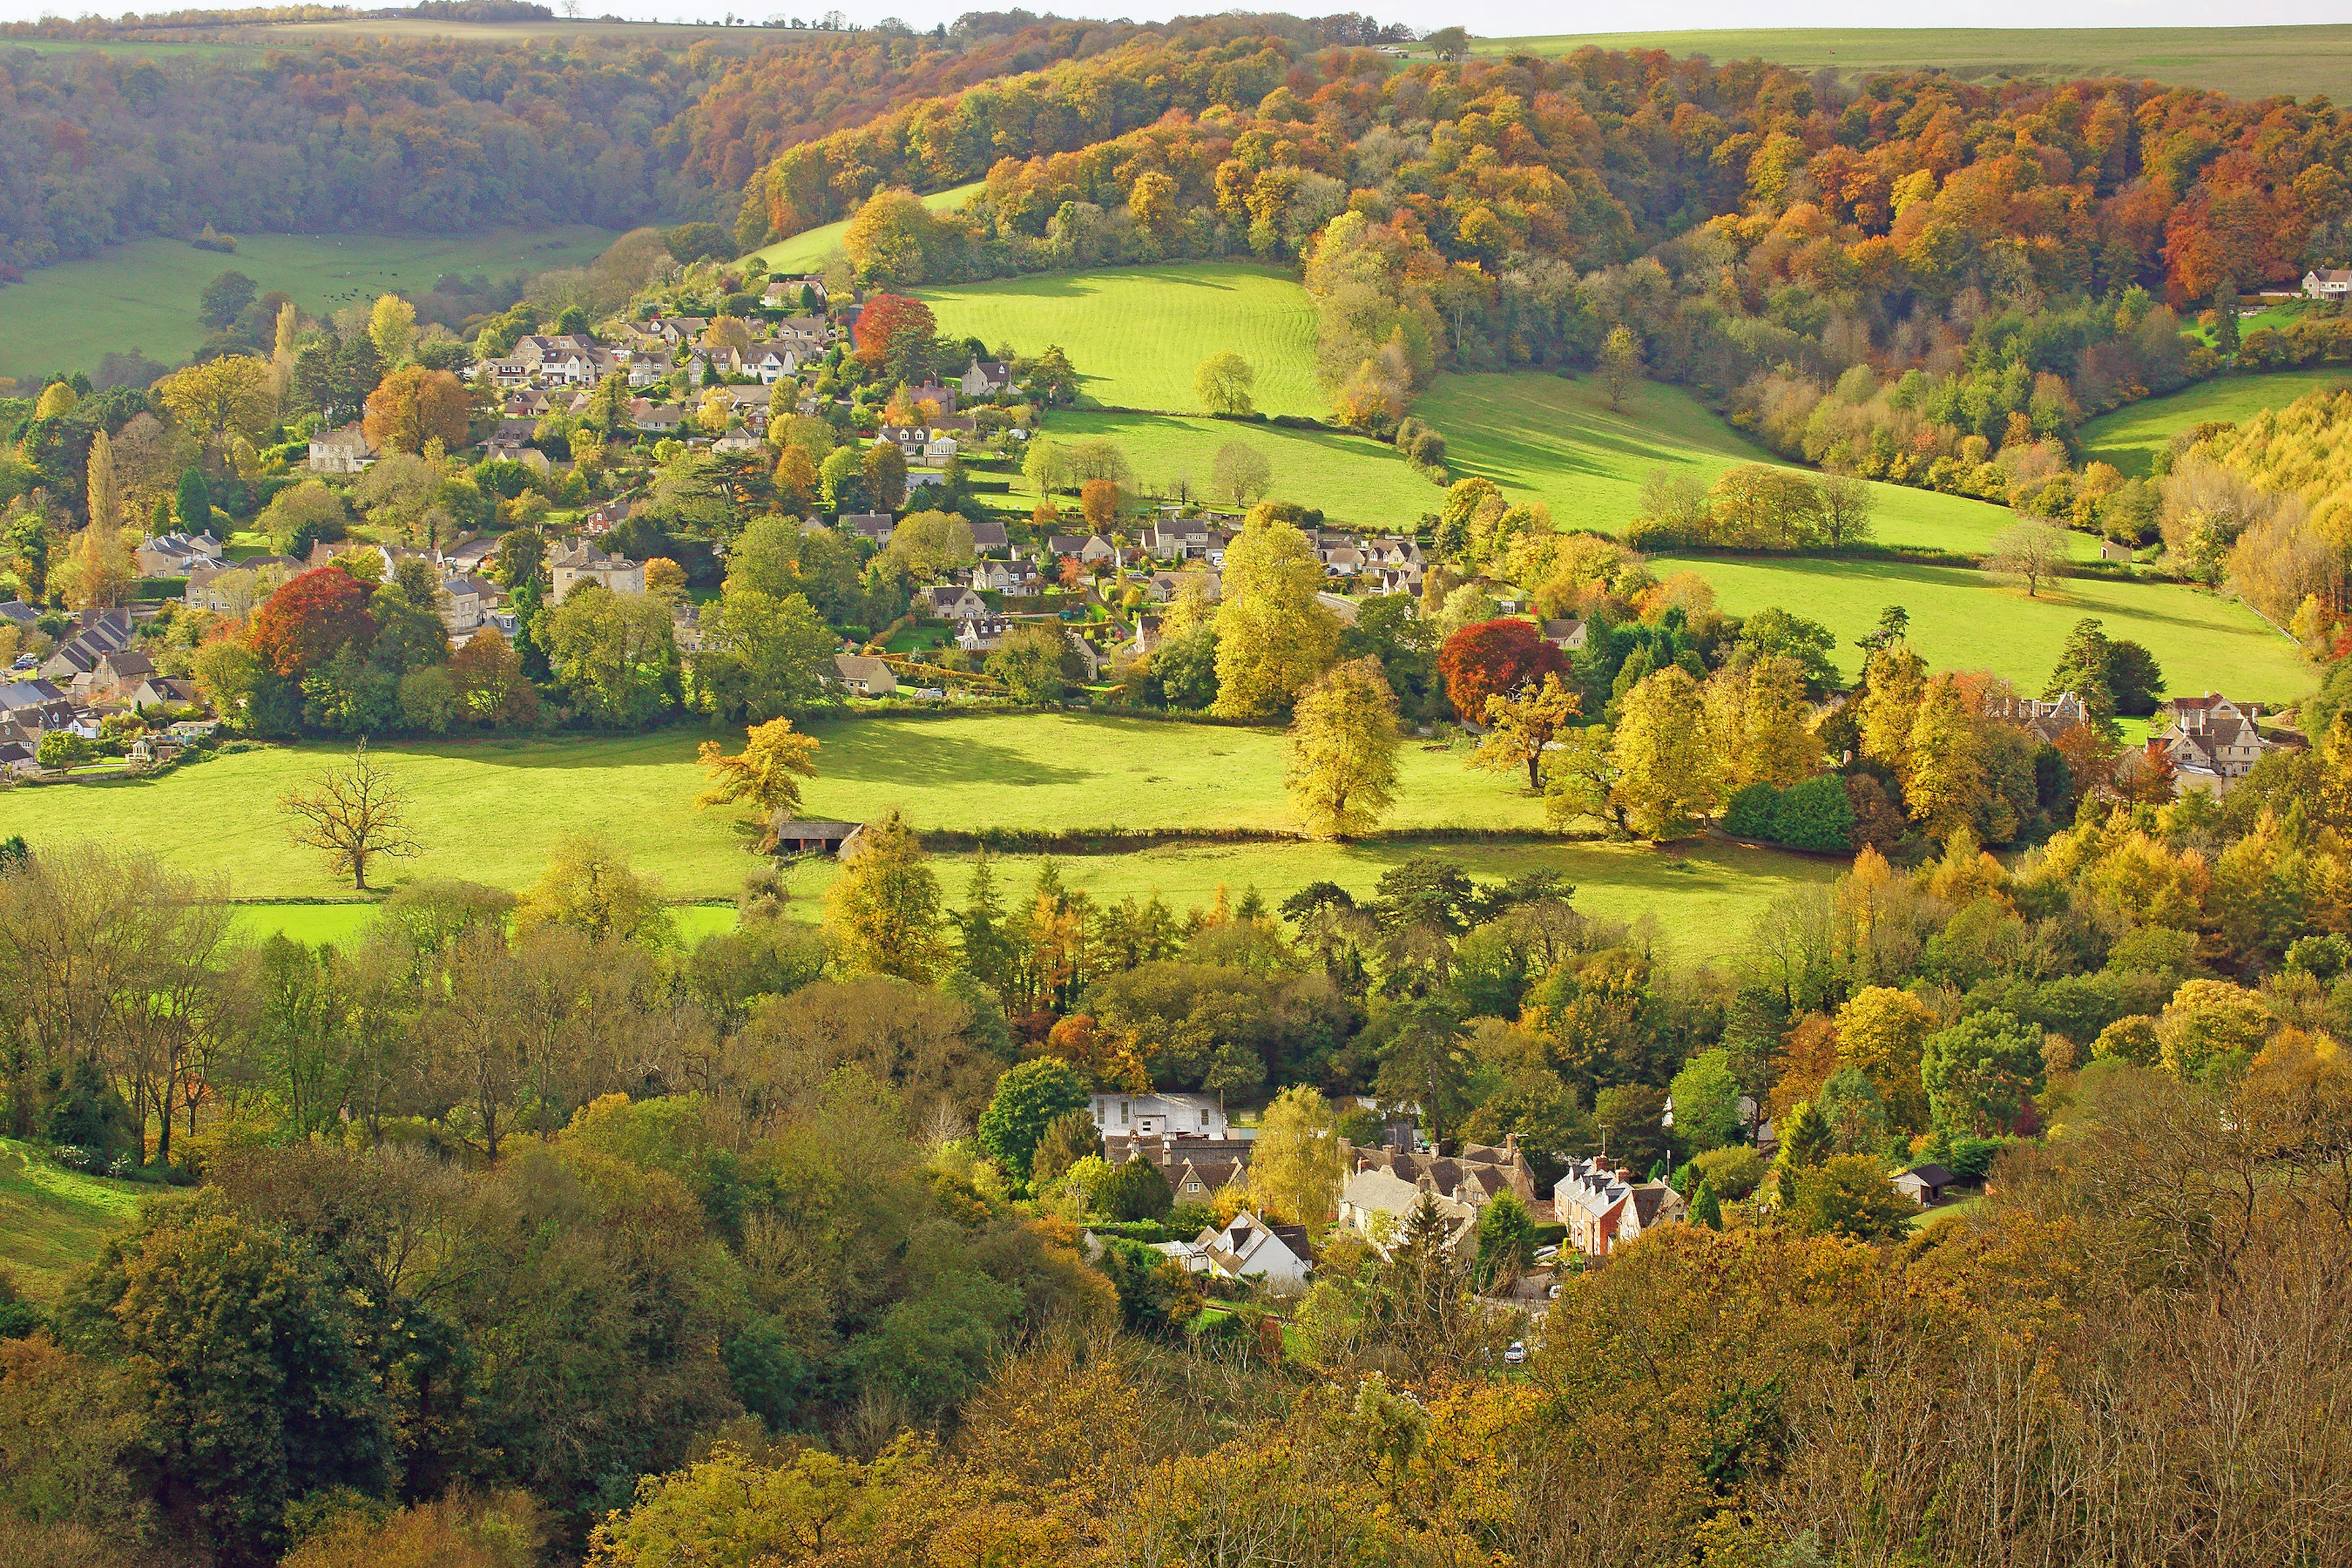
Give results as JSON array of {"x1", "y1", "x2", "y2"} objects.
[
  {"x1": 747, "y1": 183, "x2": 984, "y2": 274},
  {"x1": 2079, "y1": 370, "x2": 2352, "y2": 477},
  {"x1": 0, "y1": 716, "x2": 1549, "y2": 900},
  {"x1": 1472, "y1": 26, "x2": 2352, "y2": 99},
  {"x1": 1657, "y1": 553, "x2": 2313, "y2": 701},
  {"x1": 916, "y1": 264, "x2": 1326, "y2": 417},
  {"x1": 0, "y1": 1139, "x2": 148, "y2": 1303},
  {"x1": 228, "y1": 835, "x2": 1823, "y2": 967},
  {"x1": 0, "y1": 227, "x2": 617, "y2": 382},
  {"x1": 1421, "y1": 372, "x2": 2093, "y2": 559},
  {"x1": 1042, "y1": 409, "x2": 1442, "y2": 529}
]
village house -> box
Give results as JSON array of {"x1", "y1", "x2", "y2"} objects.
[
  {"x1": 1090, "y1": 1090, "x2": 1231, "y2": 1139},
  {"x1": 1540, "y1": 618, "x2": 1589, "y2": 651},
  {"x1": 763, "y1": 276, "x2": 828, "y2": 311},
  {"x1": 832, "y1": 653, "x2": 898, "y2": 696},
  {"x1": 549, "y1": 542, "x2": 646, "y2": 600},
  {"x1": 129, "y1": 676, "x2": 203, "y2": 711},
  {"x1": 956, "y1": 615, "x2": 1017, "y2": 653},
  {"x1": 81, "y1": 647, "x2": 157, "y2": 703},
  {"x1": 769, "y1": 819, "x2": 864, "y2": 856},
  {"x1": 40, "y1": 609, "x2": 135, "y2": 686},
  {"x1": 965, "y1": 519, "x2": 1009, "y2": 554},
  {"x1": 2157, "y1": 693, "x2": 2277, "y2": 792},
  {"x1": 1552, "y1": 1156, "x2": 1686, "y2": 1259},
  {"x1": 0, "y1": 678, "x2": 76, "y2": 736},
  {"x1": 307, "y1": 424, "x2": 375, "y2": 474},
  {"x1": 1187, "y1": 1213, "x2": 1314, "y2": 1292},
  {"x1": 960, "y1": 357, "x2": 1012, "y2": 396},
  {"x1": 841, "y1": 514, "x2": 896, "y2": 546},
  {"x1": 922, "y1": 584, "x2": 989, "y2": 622},
  {"x1": 1337, "y1": 1166, "x2": 1480, "y2": 1258},
  {"x1": 1350, "y1": 1137, "x2": 1542, "y2": 1211},
  {"x1": 630, "y1": 399, "x2": 685, "y2": 434},
  {"x1": 439, "y1": 576, "x2": 499, "y2": 635},
  {"x1": 134, "y1": 531, "x2": 224, "y2": 577},
  {"x1": 1102, "y1": 1131, "x2": 1254, "y2": 1206},
  {"x1": 2305, "y1": 267, "x2": 2352, "y2": 300},
  {"x1": 442, "y1": 537, "x2": 502, "y2": 578}
]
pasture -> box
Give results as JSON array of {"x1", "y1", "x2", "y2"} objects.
[
  {"x1": 748, "y1": 183, "x2": 984, "y2": 275},
  {"x1": 1659, "y1": 553, "x2": 2312, "y2": 701},
  {"x1": 0, "y1": 716, "x2": 1547, "y2": 900},
  {"x1": 1474, "y1": 25, "x2": 2352, "y2": 100},
  {"x1": 0, "y1": 1139, "x2": 146, "y2": 1303},
  {"x1": 0, "y1": 227, "x2": 617, "y2": 382},
  {"x1": 1043, "y1": 408, "x2": 1444, "y2": 528},
  {"x1": 2078, "y1": 370, "x2": 2352, "y2": 478},
  {"x1": 918, "y1": 264, "x2": 1327, "y2": 418},
  {"x1": 1422, "y1": 371, "x2": 2094, "y2": 559}
]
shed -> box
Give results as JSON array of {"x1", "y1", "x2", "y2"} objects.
[{"x1": 1893, "y1": 1163, "x2": 1958, "y2": 1206}]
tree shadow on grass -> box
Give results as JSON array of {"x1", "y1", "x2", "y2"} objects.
[{"x1": 808, "y1": 723, "x2": 1093, "y2": 790}]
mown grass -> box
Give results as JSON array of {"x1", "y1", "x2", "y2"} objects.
[
  {"x1": 917, "y1": 263, "x2": 1327, "y2": 418},
  {"x1": 1659, "y1": 553, "x2": 2313, "y2": 701},
  {"x1": 0, "y1": 717, "x2": 1547, "y2": 900},
  {"x1": 1472, "y1": 25, "x2": 2352, "y2": 99},
  {"x1": 1044, "y1": 407, "x2": 1444, "y2": 529},
  {"x1": 0, "y1": 1139, "x2": 148, "y2": 1303},
  {"x1": 0, "y1": 226, "x2": 617, "y2": 382},
  {"x1": 1420, "y1": 371, "x2": 2094, "y2": 559},
  {"x1": 2078, "y1": 369, "x2": 2352, "y2": 478},
  {"x1": 747, "y1": 183, "x2": 984, "y2": 274}
]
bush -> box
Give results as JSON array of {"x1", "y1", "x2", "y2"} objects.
[
  {"x1": 1772, "y1": 773, "x2": 1856, "y2": 852},
  {"x1": 1722, "y1": 781, "x2": 1782, "y2": 839}
]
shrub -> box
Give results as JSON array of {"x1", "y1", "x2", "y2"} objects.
[
  {"x1": 1722, "y1": 781, "x2": 1781, "y2": 839},
  {"x1": 1772, "y1": 772, "x2": 1857, "y2": 851}
]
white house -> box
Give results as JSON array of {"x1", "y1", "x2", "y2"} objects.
[
  {"x1": 1191, "y1": 1212, "x2": 1313, "y2": 1292},
  {"x1": 1089, "y1": 1091, "x2": 1231, "y2": 1139},
  {"x1": 549, "y1": 541, "x2": 646, "y2": 600},
  {"x1": 2305, "y1": 268, "x2": 2352, "y2": 300},
  {"x1": 308, "y1": 424, "x2": 374, "y2": 474}
]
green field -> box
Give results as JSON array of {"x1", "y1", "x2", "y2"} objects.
[
  {"x1": 0, "y1": 1139, "x2": 146, "y2": 1303},
  {"x1": 748, "y1": 183, "x2": 984, "y2": 275},
  {"x1": 1046, "y1": 408, "x2": 1445, "y2": 529},
  {"x1": 1422, "y1": 372, "x2": 2094, "y2": 559},
  {"x1": 0, "y1": 717, "x2": 1551, "y2": 900},
  {"x1": 918, "y1": 264, "x2": 1326, "y2": 418},
  {"x1": 1474, "y1": 25, "x2": 2352, "y2": 99},
  {"x1": 1660, "y1": 554, "x2": 2312, "y2": 701},
  {"x1": 0, "y1": 227, "x2": 617, "y2": 382},
  {"x1": 2079, "y1": 370, "x2": 2352, "y2": 478}
]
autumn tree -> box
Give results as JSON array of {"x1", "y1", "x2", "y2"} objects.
[
  {"x1": 1210, "y1": 440, "x2": 1272, "y2": 507},
  {"x1": 249, "y1": 567, "x2": 374, "y2": 677},
  {"x1": 1194, "y1": 350, "x2": 1256, "y2": 416},
  {"x1": 862, "y1": 442, "x2": 908, "y2": 511},
  {"x1": 1213, "y1": 510, "x2": 1338, "y2": 717},
  {"x1": 448, "y1": 626, "x2": 537, "y2": 728},
  {"x1": 279, "y1": 740, "x2": 421, "y2": 891},
  {"x1": 1248, "y1": 1084, "x2": 1344, "y2": 1227},
  {"x1": 698, "y1": 718, "x2": 821, "y2": 852},
  {"x1": 852, "y1": 292, "x2": 937, "y2": 372},
  {"x1": 1473, "y1": 673, "x2": 1579, "y2": 790},
  {"x1": 58, "y1": 431, "x2": 134, "y2": 610},
  {"x1": 1703, "y1": 655, "x2": 1822, "y2": 790},
  {"x1": 1832, "y1": 985, "x2": 1935, "y2": 1131},
  {"x1": 1437, "y1": 617, "x2": 1566, "y2": 723},
  {"x1": 1599, "y1": 324, "x2": 1643, "y2": 410},
  {"x1": 775, "y1": 445, "x2": 821, "y2": 512},
  {"x1": 363, "y1": 366, "x2": 471, "y2": 456},
  {"x1": 156, "y1": 355, "x2": 274, "y2": 456},
  {"x1": 1079, "y1": 477, "x2": 1120, "y2": 530},
  {"x1": 824, "y1": 808, "x2": 944, "y2": 981},
  {"x1": 1284, "y1": 655, "x2": 1400, "y2": 839},
  {"x1": 1985, "y1": 519, "x2": 2071, "y2": 597},
  {"x1": 368, "y1": 292, "x2": 418, "y2": 366},
  {"x1": 1610, "y1": 666, "x2": 1721, "y2": 840}
]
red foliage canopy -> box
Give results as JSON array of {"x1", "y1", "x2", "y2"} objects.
[
  {"x1": 853, "y1": 292, "x2": 936, "y2": 368},
  {"x1": 1438, "y1": 619, "x2": 1567, "y2": 723},
  {"x1": 249, "y1": 568, "x2": 375, "y2": 678}
]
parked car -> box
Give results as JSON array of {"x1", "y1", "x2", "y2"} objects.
[{"x1": 1504, "y1": 1341, "x2": 1526, "y2": 1365}]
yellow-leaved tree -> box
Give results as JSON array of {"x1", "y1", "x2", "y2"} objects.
[
  {"x1": 823, "y1": 808, "x2": 944, "y2": 982},
  {"x1": 1473, "y1": 674, "x2": 1580, "y2": 791},
  {"x1": 60, "y1": 429, "x2": 135, "y2": 611},
  {"x1": 696, "y1": 717, "x2": 820, "y2": 853},
  {"x1": 1703, "y1": 654, "x2": 1822, "y2": 790},
  {"x1": 1284, "y1": 655, "x2": 1400, "y2": 840},
  {"x1": 1248, "y1": 1084, "x2": 1346, "y2": 1229},
  {"x1": 1831, "y1": 986, "x2": 1935, "y2": 1132},
  {"x1": 156, "y1": 355, "x2": 274, "y2": 459},
  {"x1": 1213, "y1": 508, "x2": 1338, "y2": 717},
  {"x1": 368, "y1": 292, "x2": 417, "y2": 368},
  {"x1": 1610, "y1": 666, "x2": 1720, "y2": 840}
]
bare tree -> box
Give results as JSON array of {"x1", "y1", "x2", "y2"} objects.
[
  {"x1": 279, "y1": 740, "x2": 422, "y2": 891},
  {"x1": 1984, "y1": 519, "x2": 2072, "y2": 599}
]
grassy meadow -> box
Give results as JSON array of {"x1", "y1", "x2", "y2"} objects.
[
  {"x1": 1420, "y1": 372, "x2": 2081, "y2": 558},
  {"x1": 2078, "y1": 370, "x2": 2352, "y2": 477},
  {"x1": 0, "y1": 1139, "x2": 146, "y2": 1303},
  {"x1": 0, "y1": 227, "x2": 617, "y2": 382},
  {"x1": 748, "y1": 183, "x2": 984, "y2": 275},
  {"x1": 1659, "y1": 553, "x2": 2311, "y2": 699},
  {"x1": 1046, "y1": 407, "x2": 1445, "y2": 527},
  {"x1": 918, "y1": 264, "x2": 1327, "y2": 417},
  {"x1": 1473, "y1": 25, "x2": 2352, "y2": 99}
]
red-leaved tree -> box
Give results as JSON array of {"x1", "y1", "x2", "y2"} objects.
[
  {"x1": 853, "y1": 292, "x2": 937, "y2": 369},
  {"x1": 1438, "y1": 618, "x2": 1567, "y2": 723},
  {"x1": 249, "y1": 567, "x2": 375, "y2": 677}
]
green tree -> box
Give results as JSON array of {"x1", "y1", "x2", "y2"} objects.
[
  {"x1": 1213, "y1": 511, "x2": 1339, "y2": 717},
  {"x1": 1921, "y1": 1009, "x2": 2043, "y2": 1136},
  {"x1": 695, "y1": 588, "x2": 835, "y2": 722},
  {"x1": 1373, "y1": 1001, "x2": 1472, "y2": 1147},
  {"x1": 1598, "y1": 324, "x2": 1643, "y2": 411},
  {"x1": 1786, "y1": 1155, "x2": 1915, "y2": 1243},
  {"x1": 976, "y1": 1057, "x2": 1090, "y2": 1178},
  {"x1": 63, "y1": 1197, "x2": 391, "y2": 1565},
  {"x1": 1029, "y1": 1107, "x2": 1103, "y2": 1185},
  {"x1": 1473, "y1": 1191, "x2": 1534, "y2": 1289},
  {"x1": 1774, "y1": 1099, "x2": 1831, "y2": 1173},
  {"x1": 822, "y1": 808, "x2": 944, "y2": 981},
  {"x1": 548, "y1": 585, "x2": 680, "y2": 726},
  {"x1": 1689, "y1": 1178, "x2": 1723, "y2": 1229},
  {"x1": 1666, "y1": 1047, "x2": 1743, "y2": 1155},
  {"x1": 1194, "y1": 350, "x2": 1257, "y2": 416},
  {"x1": 1095, "y1": 1156, "x2": 1174, "y2": 1222},
  {"x1": 986, "y1": 623, "x2": 1084, "y2": 703}
]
